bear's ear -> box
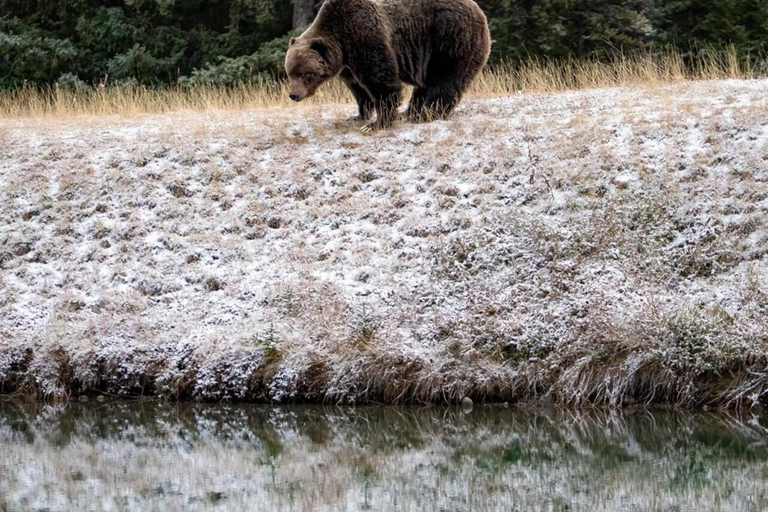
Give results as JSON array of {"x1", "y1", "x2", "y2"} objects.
[
  {"x1": 289, "y1": 37, "x2": 296, "y2": 46},
  {"x1": 309, "y1": 38, "x2": 329, "y2": 60}
]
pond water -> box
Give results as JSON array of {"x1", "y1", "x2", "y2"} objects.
[{"x1": 0, "y1": 402, "x2": 766, "y2": 512}]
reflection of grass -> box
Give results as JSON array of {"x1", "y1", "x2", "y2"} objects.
[
  {"x1": 497, "y1": 440, "x2": 555, "y2": 466},
  {"x1": 258, "y1": 431, "x2": 284, "y2": 460},
  {"x1": 355, "y1": 455, "x2": 378, "y2": 482},
  {"x1": 501, "y1": 441, "x2": 526, "y2": 464},
  {"x1": 670, "y1": 456, "x2": 710, "y2": 491},
  {"x1": 689, "y1": 427, "x2": 757, "y2": 462},
  {"x1": 1, "y1": 404, "x2": 767, "y2": 512},
  {"x1": 468, "y1": 434, "x2": 640, "y2": 476}
]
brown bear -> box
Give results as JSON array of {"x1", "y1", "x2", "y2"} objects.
[{"x1": 284, "y1": 0, "x2": 491, "y2": 130}]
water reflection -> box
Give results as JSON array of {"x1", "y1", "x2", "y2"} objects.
[{"x1": 1, "y1": 402, "x2": 766, "y2": 511}]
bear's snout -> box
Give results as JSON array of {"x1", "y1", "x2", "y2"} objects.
[{"x1": 289, "y1": 93, "x2": 301, "y2": 102}]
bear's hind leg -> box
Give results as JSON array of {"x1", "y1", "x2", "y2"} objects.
[
  {"x1": 419, "y1": 53, "x2": 482, "y2": 121},
  {"x1": 419, "y1": 64, "x2": 471, "y2": 121},
  {"x1": 420, "y1": 83, "x2": 462, "y2": 121},
  {"x1": 406, "y1": 87, "x2": 428, "y2": 121}
]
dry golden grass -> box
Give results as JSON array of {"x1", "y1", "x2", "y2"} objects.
[
  {"x1": 0, "y1": 47, "x2": 759, "y2": 119},
  {"x1": 476, "y1": 46, "x2": 754, "y2": 94}
]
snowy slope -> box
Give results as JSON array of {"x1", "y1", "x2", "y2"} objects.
[{"x1": 1, "y1": 80, "x2": 767, "y2": 406}]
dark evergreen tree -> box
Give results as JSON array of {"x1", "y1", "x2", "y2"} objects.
[
  {"x1": 656, "y1": 0, "x2": 747, "y2": 48},
  {"x1": 0, "y1": 0, "x2": 291, "y2": 87},
  {"x1": 526, "y1": 0, "x2": 574, "y2": 57},
  {"x1": 736, "y1": 0, "x2": 768, "y2": 53},
  {"x1": 476, "y1": 0, "x2": 528, "y2": 61},
  {"x1": 569, "y1": 0, "x2": 654, "y2": 56}
]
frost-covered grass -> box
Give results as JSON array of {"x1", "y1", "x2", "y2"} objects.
[{"x1": 1, "y1": 79, "x2": 767, "y2": 407}]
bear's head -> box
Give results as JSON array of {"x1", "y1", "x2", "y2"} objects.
[{"x1": 285, "y1": 36, "x2": 342, "y2": 102}]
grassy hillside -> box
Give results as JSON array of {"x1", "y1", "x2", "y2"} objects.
[{"x1": 1, "y1": 79, "x2": 767, "y2": 408}]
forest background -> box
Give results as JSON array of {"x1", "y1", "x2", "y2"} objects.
[{"x1": 1, "y1": 0, "x2": 767, "y2": 90}]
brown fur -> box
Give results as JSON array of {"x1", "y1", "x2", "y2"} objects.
[{"x1": 285, "y1": 0, "x2": 491, "y2": 130}]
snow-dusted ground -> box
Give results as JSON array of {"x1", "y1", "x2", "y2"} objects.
[{"x1": 1, "y1": 80, "x2": 767, "y2": 406}]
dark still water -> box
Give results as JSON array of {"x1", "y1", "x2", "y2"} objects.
[{"x1": 0, "y1": 402, "x2": 766, "y2": 512}]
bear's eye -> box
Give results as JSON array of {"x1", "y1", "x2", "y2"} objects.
[{"x1": 303, "y1": 72, "x2": 319, "y2": 80}]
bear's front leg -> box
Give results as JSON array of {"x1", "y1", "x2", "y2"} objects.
[
  {"x1": 344, "y1": 28, "x2": 402, "y2": 130},
  {"x1": 348, "y1": 96, "x2": 374, "y2": 124},
  {"x1": 360, "y1": 81, "x2": 401, "y2": 131},
  {"x1": 345, "y1": 50, "x2": 401, "y2": 130},
  {"x1": 340, "y1": 68, "x2": 374, "y2": 123}
]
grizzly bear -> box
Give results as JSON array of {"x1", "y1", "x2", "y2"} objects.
[{"x1": 285, "y1": 0, "x2": 491, "y2": 130}]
